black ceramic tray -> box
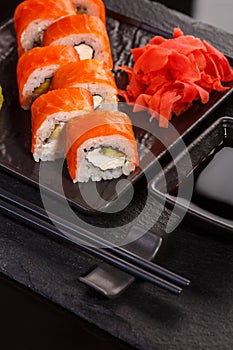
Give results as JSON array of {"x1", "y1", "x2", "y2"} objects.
[
  {"x1": 1, "y1": 11, "x2": 233, "y2": 214},
  {"x1": 150, "y1": 116, "x2": 233, "y2": 235}
]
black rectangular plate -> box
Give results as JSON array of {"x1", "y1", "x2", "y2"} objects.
[{"x1": 1, "y1": 12, "x2": 233, "y2": 214}]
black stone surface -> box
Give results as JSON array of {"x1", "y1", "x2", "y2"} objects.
[{"x1": 1, "y1": 1, "x2": 233, "y2": 349}]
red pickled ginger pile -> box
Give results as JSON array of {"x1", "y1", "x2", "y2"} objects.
[{"x1": 118, "y1": 28, "x2": 233, "y2": 128}]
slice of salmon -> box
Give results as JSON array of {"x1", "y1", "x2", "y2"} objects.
[
  {"x1": 51, "y1": 59, "x2": 116, "y2": 90},
  {"x1": 17, "y1": 45, "x2": 80, "y2": 109},
  {"x1": 66, "y1": 110, "x2": 139, "y2": 180},
  {"x1": 14, "y1": 0, "x2": 76, "y2": 56},
  {"x1": 43, "y1": 14, "x2": 113, "y2": 68},
  {"x1": 31, "y1": 87, "x2": 94, "y2": 155}
]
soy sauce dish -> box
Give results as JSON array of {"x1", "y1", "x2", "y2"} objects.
[{"x1": 149, "y1": 116, "x2": 233, "y2": 236}]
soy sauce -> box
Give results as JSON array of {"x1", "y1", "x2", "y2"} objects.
[
  {"x1": 192, "y1": 145, "x2": 233, "y2": 220},
  {"x1": 169, "y1": 141, "x2": 233, "y2": 220}
]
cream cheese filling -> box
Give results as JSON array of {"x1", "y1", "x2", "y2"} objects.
[
  {"x1": 93, "y1": 94, "x2": 103, "y2": 109},
  {"x1": 85, "y1": 147, "x2": 126, "y2": 171},
  {"x1": 43, "y1": 122, "x2": 66, "y2": 155},
  {"x1": 74, "y1": 44, "x2": 94, "y2": 60}
]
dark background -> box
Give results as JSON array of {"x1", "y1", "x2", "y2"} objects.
[{"x1": 0, "y1": 0, "x2": 193, "y2": 23}]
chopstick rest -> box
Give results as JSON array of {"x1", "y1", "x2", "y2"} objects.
[{"x1": 79, "y1": 226, "x2": 162, "y2": 298}]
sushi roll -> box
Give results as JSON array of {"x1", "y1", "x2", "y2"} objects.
[
  {"x1": 14, "y1": 0, "x2": 76, "y2": 56},
  {"x1": 66, "y1": 110, "x2": 139, "y2": 182},
  {"x1": 43, "y1": 14, "x2": 113, "y2": 68},
  {"x1": 17, "y1": 45, "x2": 80, "y2": 110},
  {"x1": 31, "y1": 87, "x2": 94, "y2": 162},
  {"x1": 51, "y1": 59, "x2": 118, "y2": 109},
  {"x1": 72, "y1": 0, "x2": 106, "y2": 23}
]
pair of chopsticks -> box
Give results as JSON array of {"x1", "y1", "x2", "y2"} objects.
[{"x1": 0, "y1": 188, "x2": 190, "y2": 295}]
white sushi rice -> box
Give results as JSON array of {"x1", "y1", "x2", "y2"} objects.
[
  {"x1": 22, "y1": 65, "x2": 59, "y2": 109},
  {"x1": 71, "y1": 135, "x2": 137, "y2": 182},
  {"x1": 49, "y1": 34, "x2": 111, "y2": 66},
  {"x1": 33, "y1": 110, "x2": 90, "y2": 162},
  {"x1": 21, "y1": 19, "x2": 53, "y2": 52}
]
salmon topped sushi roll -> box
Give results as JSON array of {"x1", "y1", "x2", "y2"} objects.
[
  {"x1": 17, "y1": 45, "x2": 80, "y2": 110},
  {"x1": 14, "y1": 0, "x2": 76, "y2": 56},
  {"x1": 43, "y1": 14, "x2": 113, "y2": 68},
  {"x1": 51, "y1": 59, "x2": 118, "y2": 109},
  {"x1": 72, "y1": 0, "x2": 106, "y2": 23},
  {"x1": 66, "y1": 110, "x2": 139, "y2": 182},
  {"x1": 31, "y1": 87, "x2": 94, "y2": 162}
]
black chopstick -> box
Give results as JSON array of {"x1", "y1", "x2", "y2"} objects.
[
  {"x1": 0, "y1": 188, "x2": 190, "y2": 289},
  {"x1": 0, "y1": 196, "x2": 183, "y2": 295},
  {"x1": 0, "y1": 189, "x2": 190, "y2": 294}
]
